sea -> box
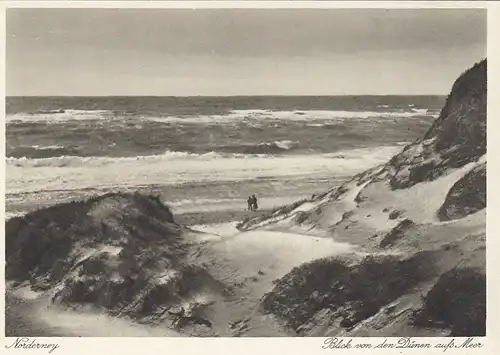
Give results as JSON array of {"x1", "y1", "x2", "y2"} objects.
[{"x1": 5, "y1": 96, "x2": 445, "y2": 220}]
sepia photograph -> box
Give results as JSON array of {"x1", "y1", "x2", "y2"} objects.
[{"x1": 4, "y1": 5, "x2": 487, "y2": 339}]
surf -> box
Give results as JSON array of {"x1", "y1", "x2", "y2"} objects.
[
  {"x1": 6, "y1": 146, "x2": 404, "y2": 193},
  {"x1": 6, "y1": 108, "x2": 436, "y2": 125}
]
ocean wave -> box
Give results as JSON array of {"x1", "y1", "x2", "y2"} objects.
[
  {"x1": 6, "y1": 109, "x2": 115, "y2": 124},
  {"x1": 218, "y1": 140, "x2": 299, "y2": 154},
  {"x1": 6, "y1": 142, "x2": 298, "y2": 168},
  {"x1": 6, "y1": 150, "x2": 271, "y2": 168},
  {"x1": 409, "y1": 108, "x2": 429, "y2": 114},
  {"x1": 145, "y1": 109, "x2": 433, "y2": 124},
  {"x1": 6, "y1": 146, "x2": 404, "y2": 195},
  {"x1": 272, "y1": 140, "x2": 297, "y2": 150},
  {"x1": 6, "y1": 144, "x2": 404, "y2": 170},
  {"x1": 8, "y1": 145, "x2": 80, "y2": 159},
  {"x1": 7, "y1": 108, "x2": 434, "y2": 125},
  {"x1": 31, "y1": 144, "x2": 66, "y2": 150},
  {"x1": 5, "y1": 211, "x2": 27, "y2": 220}
]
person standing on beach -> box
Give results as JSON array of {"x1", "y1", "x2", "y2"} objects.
[
  {"x1": 247, "y1": 196, "x2": 253, "y2": 211},
  {"x1": 251, "y1": 194, "x2": 258, "y2": 211}
]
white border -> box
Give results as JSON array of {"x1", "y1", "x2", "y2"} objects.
[
  {"x1": 1, "y1": 2, "x2": 498, "y2": 354},
  {"x1": 1, "y1": 1, "x2": 492, "y2": 10}
]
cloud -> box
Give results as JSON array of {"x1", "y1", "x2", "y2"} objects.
[{"x1": 6, "y1": 8, "x2": 486, "y2": 95}]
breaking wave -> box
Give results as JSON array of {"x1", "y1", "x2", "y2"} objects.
[
  {"x1": 6, "y1": 108, "x2": 433, "y2": 125},
  {"x1": 6, "y1": 109, "x2": 115, "y2": 124},
  {"x1": 218, "y1": 140, "x2": 299, "y2": 154},
  {"x1": 6, "y1": 143, "x2": 402, "y2": 169},
  {"x1": 144, "y1": 109, "x2": 432, "y2": 124},
  {"x1": 6, "y1": 146, "x2": 404, "y2": 195},
  {"x1": 6, "y1": 142, "x2": 298, "y2": 169},
  {"x1": 32, "y1": 144, "x2": 66, "y2": 150},
  {"x1": 8, "y1": 145, "x2": 79, "y2": 159},
  {"x1": 6, "y1": 150, "x2": 268, "y2": 168}
]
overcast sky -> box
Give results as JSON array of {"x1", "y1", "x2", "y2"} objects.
[{"x1": 6, "y1": 8, "x2": 486, "y2": 96}]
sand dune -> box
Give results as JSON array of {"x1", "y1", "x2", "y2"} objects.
[
  {"x1": 5, "y1": 60, "x2": 486, "y2": 337},
  {"x1": 237, "y1": 60, "x2": 486, "y2": 337}
]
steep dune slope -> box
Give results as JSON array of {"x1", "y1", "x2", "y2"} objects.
[
  {"x1": 238, "y1": 59, "x2": 487, "y2": 337},
  {"x1": 384, "y1": 59, "x2": 486, "y2": 190},
  {"x1": 5, "y1": 193, "x2": 226, "y2": 335}
]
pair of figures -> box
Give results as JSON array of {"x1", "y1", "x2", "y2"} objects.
[{"x1": 247, "y1": 194, "x2": 259, "y2": 211}]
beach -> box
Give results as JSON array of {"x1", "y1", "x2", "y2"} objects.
[{"x1": 5, "y1": 95, "x2": 442, "y2": 221}]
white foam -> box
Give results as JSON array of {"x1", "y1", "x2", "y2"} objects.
[
  {"x1": 6, "y1": 109, "x2": 114, "y2": 124},
  {"x1": 410, "y1": 108, "x2": 429, "y2": 114},
  {"x1": 275, "y1": 140, "x2": 296, "y2": 150},
  {"x1": 7, "y1": 108, "x2": 435, "y2": 126},
  {"x1": 6, "y1": 150, "x2": 259, "y2": 168},
  {"x1": 31, "y1": 144, "x2": 66, "y2": 150},
  {"x1": 5, "y1": 211, "x2": 26, "y2": 220},
  {"x1": 258, "y1": 140, "x2": 298, "y2": 150},
  {"x1": 144, "y1": 109, "x2": 434, "y2": 124},
  {"x1": 6, "y1": 146, "x2": 403, "y2": 196}
]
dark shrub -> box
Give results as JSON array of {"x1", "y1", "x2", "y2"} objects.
[{"x1": 413, "y1": 267, "x2": 485, "y2": 336}]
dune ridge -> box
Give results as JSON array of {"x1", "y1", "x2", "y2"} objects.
[
  {"x1": 6, "y1": 193, "x2": 227, "y2": 336},
  {"x1": 238, "y1": 59, "x2": 486, "y2": 337}
]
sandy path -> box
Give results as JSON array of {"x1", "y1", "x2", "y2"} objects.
[{"x1": 188, "y1": 225, "x2": 360, "y2": 336}]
